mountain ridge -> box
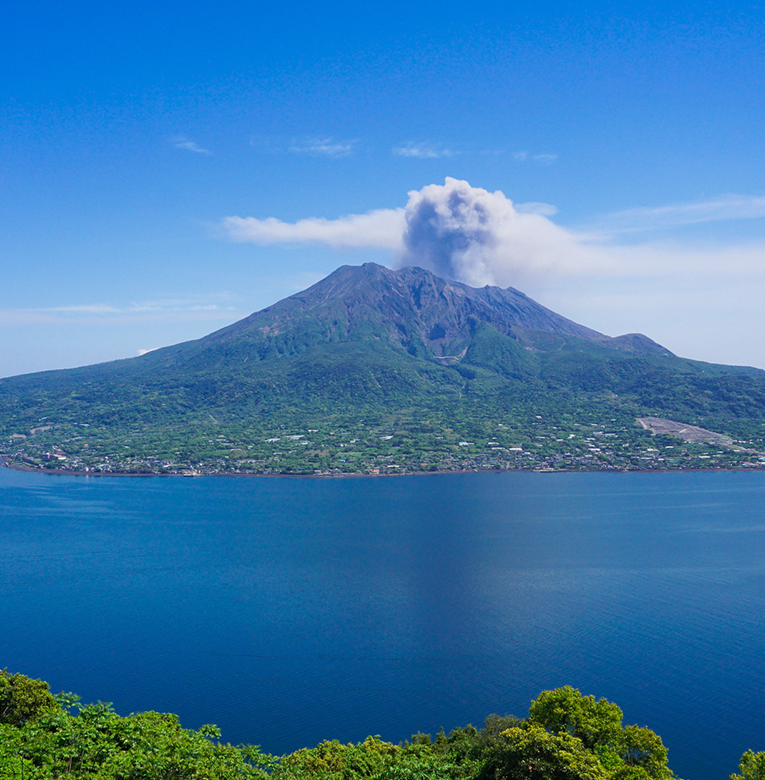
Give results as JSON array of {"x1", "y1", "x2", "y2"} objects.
[
  {"x1": 94, "y1": 262, "x2": 673, "y2": 382},
  {"x1": 1, "y1": 263, "x2": 764, "y2": 475},
  {"x1": 144, "y1": 262, "x2": 670, "y2": 364}
]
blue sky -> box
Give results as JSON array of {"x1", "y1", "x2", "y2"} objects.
[{"x1": 3, "y1": 0, "x2": 765, "y2": 377}]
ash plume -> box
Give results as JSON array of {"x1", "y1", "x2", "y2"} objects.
[{"x1": 398, "y1": 177, "x2": 575, "y2": 287}]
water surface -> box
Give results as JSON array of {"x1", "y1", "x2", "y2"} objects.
[{"x1": 2, "y1": 467, "x2": 765, "y2": 779}]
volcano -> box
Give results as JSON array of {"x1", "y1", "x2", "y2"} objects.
[{"x1": 1, "y1": 263, "x2": 764, "y2": 473}]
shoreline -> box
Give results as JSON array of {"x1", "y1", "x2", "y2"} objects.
[{"x1": 3, "y1": 458, "x2": 762, "y2": 479}]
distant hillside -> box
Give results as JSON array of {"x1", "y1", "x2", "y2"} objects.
[{"x1": 1, "y1": 263, "x2": 764, "y2": 475}]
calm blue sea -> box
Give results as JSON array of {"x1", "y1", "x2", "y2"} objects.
[{"x1": 2, "y1": 466, "x2": 765, "y2": 779}]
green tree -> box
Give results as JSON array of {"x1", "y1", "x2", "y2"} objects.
[
  {"x1": 481, "y1": 723, "x2": 608, "y2": 780},
  {"x1": 528, "y1": 687, "x2": 623, "y2": 751},
  {"x1": 527, "y1": 688, "x2": 675, "y2": 780},
  {"x1": 0, "y1": 669, "x2": 60, "y2": 727},
  {"x1": 731, "y1": 751, "x2": 765, "y2": 780},
  {"x1": 276, "y1": 736, "x2": 401, "y2": 779},
  {"x1": 617, "y1": 725, "x2": 670, "y2": 776}
]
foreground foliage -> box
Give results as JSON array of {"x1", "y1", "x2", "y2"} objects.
[
  {"x1": 0, "y1": 671, "x2": 274, "y2": 779},
  {"x1": 2, "y1": 671, "x2": 762, "y2": 779}
]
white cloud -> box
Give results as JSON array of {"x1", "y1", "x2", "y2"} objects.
[
  {"x1": 515, "y1": 202, "x2": 558, "y2": 216},
  {"x1": 392, "y1": 142, "x2": 454, "y2": 159},
  {"x1": 221, "y1": 179, "x2": 590, "y2": 285},
  {"x1": 595, "y1": 193, "x2": 765, "y2": 234},
  {"x1": 288, "y1": 137, "x2": 358, "y2": 157},
  {"x1": 221, "y1": 179, "x2": 589, "y2": 286},
  {"x1": 0, "y1": 297, "x2": 239, "y2": 326},
  {"x1": 173, "y1": 136, "x2": 211, "y2": 155},
  {"x1": 220, "y1": 179, "x2": 765, "y2": 287},
  {"x1": 222, "y1": 209, "x2": 406, "y2": 249}
]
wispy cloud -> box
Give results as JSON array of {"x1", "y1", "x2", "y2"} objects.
[
  {"x1": 392, "y1": 142, "x2": 454, "y2": 159},
  {"x1": 288, "y1": 137, "x2": 358, "y2": 157},
  {"x1": 0, "y1": 297, "x2": 239, "y2": 326},
  {"x1": 173, "y1": 136, "x2": 211, "y2": 155},
  {"x1": 48, "y1": 298, "x2": 232, "y2": 314},
  {"x1": 515, "y1": 202, "x2": 558, "y2": 216},
  {"x1": 596, "y1": 194, "x2": 765, "y2": 234},
  {"x1": 223, "y1": 209, "x2": 406, "y2": 249},
  {"x1": 513, "y1": 151, "x2": 557, "y2": 164}
]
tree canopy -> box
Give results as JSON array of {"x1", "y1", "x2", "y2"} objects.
[{"x1": 0, "y1": 671, "x2": 759, "y2": 780}]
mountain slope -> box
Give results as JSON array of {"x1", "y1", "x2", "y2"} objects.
[
  {"x1": 135, "y1": 262, "x2": 656, "y2": 368},
  {"x1": 1, "y1": 263, "x2": 764, "y2": 474}
]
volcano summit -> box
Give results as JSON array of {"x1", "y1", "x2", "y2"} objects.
[{"x1": 2, "y1": 264, "x2": 764, "y2": 474}]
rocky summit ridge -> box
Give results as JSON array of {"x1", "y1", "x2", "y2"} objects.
[{"x1": 176, "y1": 262, "x2": 668, "y2": 357}]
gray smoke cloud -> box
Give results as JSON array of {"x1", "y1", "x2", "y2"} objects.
[
  {"x1": 398, "y1": 177, "x2": 579, "y2": 287},
  {"x1": 222, "y1": 177, "x2": 592, "y2": 287}
]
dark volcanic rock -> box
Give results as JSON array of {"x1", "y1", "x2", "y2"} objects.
[{"x1": 177, "y1": 263, "x2": 657, "y2": 362}]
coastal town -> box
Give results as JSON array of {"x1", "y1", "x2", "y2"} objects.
[{"x1": 4, "y1": 414, "x2": 765, "y2": 476}]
